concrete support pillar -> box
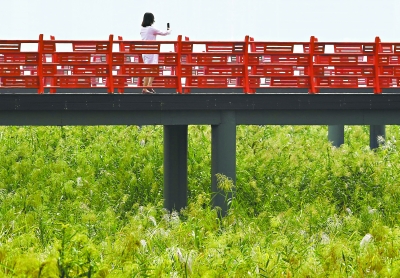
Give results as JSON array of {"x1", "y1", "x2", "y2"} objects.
[
  {"x1": 164, "y1": 125, "x2": 188, "y2": 211},
  {"x1": 211, "y1": 111, "x2": 236, "y2": 216},
  {"x1": 370, "y1": 125, "x2": 386, "y2": 149},
  {"x1": 328, "y1": 125, "x2": 345, "y2": 147}
]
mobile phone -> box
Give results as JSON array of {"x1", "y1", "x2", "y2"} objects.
[{"x1": 167, "y1": 23, "x2": 170, "y2": 29}]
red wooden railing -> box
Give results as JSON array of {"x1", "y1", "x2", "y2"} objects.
[{"x1": 1, "y1": 34, "x2": 400, "y2": 94}]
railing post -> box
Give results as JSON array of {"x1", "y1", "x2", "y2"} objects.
[
  {"x1": 374, "y1": 36, "x2": 382, "y2": 94},
  {"x1": 107, "y1": 34, "x2": 114, "y2": 94},
  {"x1": 117, "y1": 36, "x2": 125, "y2": 94},
  {"x1": 49, "y1": 35, "x2": 57, "y2": 94},
  {"x1": 308, "y1": 36, "x2": 317, "y2": 94},
  {"x1": 243, "y1": 35, "x2": 251, "y2": 94},
  {"x1": 37, "y1": 34, "x2": 44, "y2": 94},
  {"x1": 176, "y1": 35, "x2": 183, "y2": 94},
  {"x1": 183, "y1": 36, "x2": 192, "y2": 94},
  {"x1": 248, "y1": 37, "x2": 257, "y2": 94}
]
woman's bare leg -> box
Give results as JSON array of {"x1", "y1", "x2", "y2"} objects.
[
  {"x1": 142, "y1": 77, "x2": 151, "y2": 93},
  {"x1": 148, "y1": 77, "x2": 155, "y2": 87},
  {"x1": 143, "y1": 77, "x2": 149, "y2": 87},
  {"x1": 147, "y1": 65, "x2": 156, "y2": 93},
  {"x1": 142, "y1": 64, "x2": 157, "y2": 93}
]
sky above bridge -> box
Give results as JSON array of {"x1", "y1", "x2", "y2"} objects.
[{"x1": 2, "y1": 0, "x2": 399, "y2": 42}]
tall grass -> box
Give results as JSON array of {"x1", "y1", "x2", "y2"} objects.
[{"x1": 0, "y1": 125, "x2": 400, "y2": 277}]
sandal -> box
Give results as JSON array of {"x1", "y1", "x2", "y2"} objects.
[
  {"x1": 142, "y1": 88, "x2": 153, "y2": 94},
  {"x1": 147, "y1": 88, "x2": 156, "y2": 94}
]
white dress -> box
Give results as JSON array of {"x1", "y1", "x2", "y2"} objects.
[{"x1": 140, "y1": 26, "x2": 171, "y2": 64}]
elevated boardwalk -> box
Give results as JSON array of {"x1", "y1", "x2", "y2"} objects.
[{"x1": 1, "y1": 35, "x2": 400, "y2": 214}]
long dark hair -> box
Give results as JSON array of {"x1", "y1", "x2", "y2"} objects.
[{"x1": 141, "y1": 12, "x2": 155, "y2": 27}]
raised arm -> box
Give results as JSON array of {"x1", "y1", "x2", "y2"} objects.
[{"x1": 153, "y1": 27, "x2": 171, "y2": 36}]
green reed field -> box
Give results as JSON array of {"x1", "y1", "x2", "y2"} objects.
[{"x1": 1, "y1": 125, "x2": 400, "y2": 277}]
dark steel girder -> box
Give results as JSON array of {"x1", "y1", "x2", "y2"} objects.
[{"x1": 0, "y1": 94, "x2": 399, "y2": 126}]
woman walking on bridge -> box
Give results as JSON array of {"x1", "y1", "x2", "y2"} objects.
[{"x1": 140, "y1": 12, "x2": 171, "y2": 94}]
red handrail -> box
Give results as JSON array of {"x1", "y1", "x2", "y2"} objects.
[{"x1": 0, "y1": 34, "x2": 394, "y2": 94}]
